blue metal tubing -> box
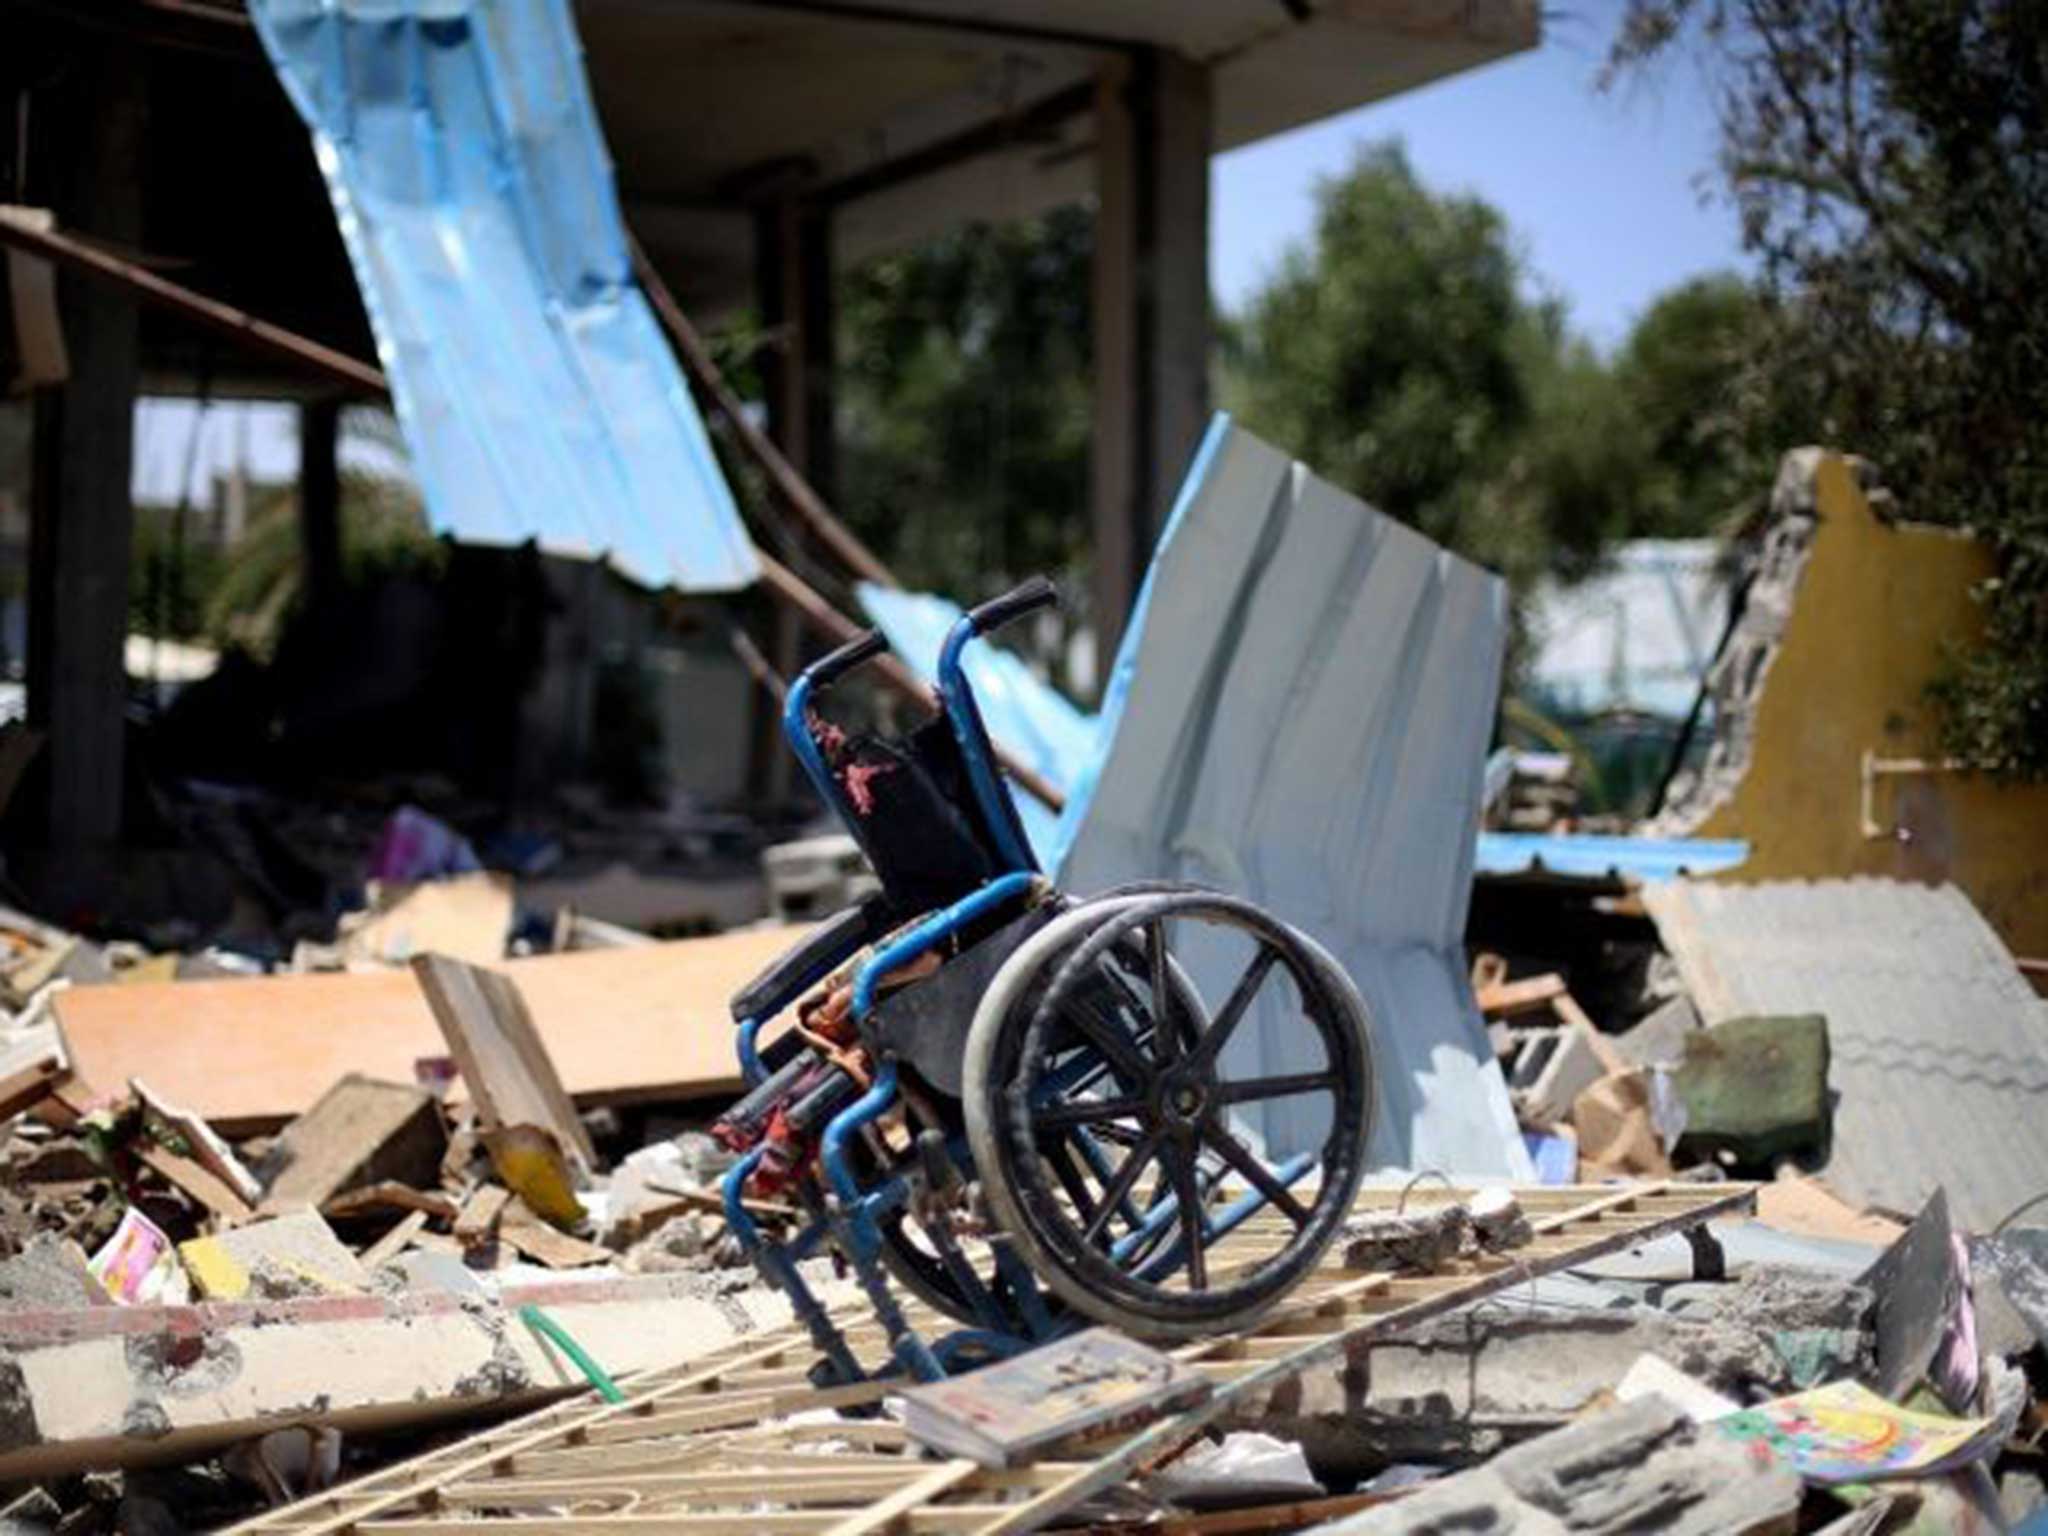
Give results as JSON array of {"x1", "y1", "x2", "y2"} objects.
[
  {"x1": 848, "y1": 870, "x2": 1037, "y2": 1021},
  {"x1": 1110, "y1": 1150, "x2": 1319, "y2": 1267},
  {"x1": 736, "y1": 1016, "x2": 767, "y2": 1086},
  {"x1": 781, "y1": 669, "x2": 855, "y2": 829},
  {"x1": 936, "y1": 618, "x2": 1037, "y2": 873},
  {"x1": 820, "y1": 1063, "x2": 900, "y2": 1208},
  {"x1": 722, "y1": 1151, "x2": 860, "y2": 1382}
]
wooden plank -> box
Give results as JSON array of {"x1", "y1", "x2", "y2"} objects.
[
  {"x1": 453, "y1": 1185, "x2": 511, "y2": 1246},
  {"x1": 826, "y1": 1459, "x2": 981, "y2": 1536},
  {"x1": 501, "y1": 1207, "x2": 612, "y2": 1269},
  {"x1": 322, "y1": 1183, "x2": 461, "y2": 1225},
  {"x1": 1473, "y1": 972, "x2": 1566, "y2": 1018},
  {"x1": 137, "y1": 1142, "x2": 256, "y2": 1223},
  {"x1": 52, "y1": 926, "x2": 811, "y2": 1134},
  {"x1": 0, "y1": 1055, "x2": 63, "y2": 1122},
  {"x1": 413, "y1": 955, "x2": 596, "y2": 1171},
  {"x1": 357, "y1": 1209, "x2": 429, "y2": 1269}
]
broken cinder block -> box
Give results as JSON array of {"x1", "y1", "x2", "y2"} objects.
[
  {"x1": 1675, "y1": 1014, "x2": 1830, "y2": 1165},
  {"x1": 260, "y1": 1073, "x2": 448, "y2": 1214}
]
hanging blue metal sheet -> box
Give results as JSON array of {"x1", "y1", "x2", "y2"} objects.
[{"x1": 251, "y1": 0, "x2": 759, "y2": 592}]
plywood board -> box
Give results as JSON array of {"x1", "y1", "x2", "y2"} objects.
[{"x1": 51, "y1": 925, "x2": 810, "y2": 1134}]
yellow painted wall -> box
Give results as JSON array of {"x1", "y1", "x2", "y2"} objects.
[{"x1": 1696, "y1": 453, "x2": 2048, "y2": 956}]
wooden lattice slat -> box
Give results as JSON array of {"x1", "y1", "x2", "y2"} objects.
[{"x1": 225, "y1": 1181, "x2": 1755, "y2": 1536}]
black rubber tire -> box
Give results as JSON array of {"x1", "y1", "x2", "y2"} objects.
[{"x1": 963, "y1": 893, "x2": 1375, "y2": 1340}]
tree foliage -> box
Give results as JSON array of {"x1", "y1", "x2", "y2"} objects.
[
  {"x1": 836, "y1": 207, "x2": 1094, "y2": 608},
  {"x1": 1223, "y1": 144, "x2": 1777, "y2": 601},
  {"x1": 1609, "y1": 0, "x2": 2048, "y2": 773}
]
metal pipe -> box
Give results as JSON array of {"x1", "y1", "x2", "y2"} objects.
[{"x1": 0, "y1": 208, "x2": 386, "y2": 396}]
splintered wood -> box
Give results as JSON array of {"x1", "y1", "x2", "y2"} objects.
[{"x1": 224, "y1": 1181, "x2": 1754, "y2": 1536}]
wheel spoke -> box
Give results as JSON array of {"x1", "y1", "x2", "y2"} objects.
[
  {"x1": 1032, "y1": 1095, "x2": 1149, "y2": 1130},
  {"x1": 1168, "y1": 1141, "x2": 1207, "y2": 1288},
  {"x1": 1056, "y1": 995, "x2": 1153, "y2": 1087},
  {"x1": 1081, "y1": 1129, "x2": 1162, "y2": 1246},
  {"x1": 1148, "y1": 920, "x2": 1180, "y2": 1063},
  {"x1": 1215, "y1": 1070, "x2": 1339, "y2": 1105},
  {"x1": 1202, "y1": 1120, "x2": 1312, "y2": 1229},
  {"x1": 1039, "y1": 1135, "x2": 1100, "y2": 1230},
  {"x1": 1192, "y1": 947, "x2": 1279, "y2": 1069}
]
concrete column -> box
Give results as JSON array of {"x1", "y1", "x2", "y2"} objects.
[
  {"x1": 298, "y1": 398, "x2": 342, "y2": 618},
  {"x1": 747, "y1": 198, "x2": 836, "y2": 803},
  {"x1": 24, "y1": 37, "x2": 147, "y2": 908},
  {"x1": 1090, "y1": 48, "x2": 1212, "y2": 672}
]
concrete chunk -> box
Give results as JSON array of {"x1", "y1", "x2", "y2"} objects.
[
  {"x1": 1308, "y1": 1396, "x2": 1801, "y2": 1534},
  {"x1": 1675, "y1": 1014, "x2": 1830, "y2": 1163},
  {"x1": 259, "y1": 1074, "x2": 446, "y2": 1214},
  {"x1": 0, "y1": 1271, "x2": 814, "y2": 1481}
]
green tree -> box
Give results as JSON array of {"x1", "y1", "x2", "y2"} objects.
[
  {"x1": 1612, "y1": 273, "x2": 1805, "y2": 535},
  {"x1": 1609, "y1": 0, "x2": 2048, "y2": 774},
  {"x1": 1223, "y1": 141, "x2": 1718, "y2": 597},
  {"x1": 1223, "y1": 143, "x2": 1533, "y2": 558},
  {"x1": 836, "y1": 207, "x2": 1094, "y2": 608}
]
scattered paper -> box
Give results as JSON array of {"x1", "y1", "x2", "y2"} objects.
[
  {"x1": 88, "y1": 1207, "x2": 189, "y2": 1306},
  {"x1": 1615, "y1": 1354, "x2": 1740, "y2": 1423}
]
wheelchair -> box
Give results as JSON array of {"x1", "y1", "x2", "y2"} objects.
[{"x1": 714, "y1": 577, "x2": 1378, "y2": 1383}]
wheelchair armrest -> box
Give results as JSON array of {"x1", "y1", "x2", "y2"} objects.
[{"x1": 729, "y1": 895, "x2": 891, "y2": 1024}]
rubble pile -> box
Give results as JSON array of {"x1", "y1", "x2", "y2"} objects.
[{"x1": 0, "y1": 819, "x2": 2043, "y2": 1534}]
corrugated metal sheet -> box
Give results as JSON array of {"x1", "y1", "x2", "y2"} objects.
[
  {"x1": 251, "y1": 0, "x2": 758, "y2": 592},
  {"x1": 1643, "y1": 877, "x2": 2048, "y2": 1232},
  {"x1": 1476, "y1": 832, "x2": 1749, "y2": 883},
  {"x1": 1058, "y1": 417, "x2": 1528, "y2": 1176}
]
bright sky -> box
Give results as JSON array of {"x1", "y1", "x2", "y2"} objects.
[
  {"x1": 1212, "y1": 11, "x2": 1746, "y2": 349},
  {"x1": 136, "y1": 16, "x2": 1742, "y2": 505}
]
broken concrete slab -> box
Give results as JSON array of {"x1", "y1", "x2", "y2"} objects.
[
  {"x1": 259, "y1": 1074, "x2": 446, "y2": 1215},
  {"x1": 0, "y1": 1270, "x2": 814, "y2": 1481},
  {"x1": 1972, "y1": 1227, "x2": 2048, "y2": 1353},
  {"x1": 1305, "y1": 1394, "x2": 1802, "y2": 1534},
  {"x1": 0, "y1": 1234, "x2": 108, "y2": 1312},
  {"x1": 1241, "y1": 1265, "x2": 1874, "y2": 1481},
  {"x1": 1674, "y1": 1015, "x2": 1830, "y2": 1165},
  {"x1": 179, "y1": 1211, "x2": 370, "y2": 1300}
]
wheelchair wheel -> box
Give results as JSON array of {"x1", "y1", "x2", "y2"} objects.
[{"x1": 963, "y1": 892, "x2": 1375, "y2": 1339}]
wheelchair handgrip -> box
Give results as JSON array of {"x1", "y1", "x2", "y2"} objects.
[
  {"x1": 806, "y1": 628, "x2": 888, "y2": 690},
  {"x1": 966, "y1": 576, "x2": 1059, "y2": 637}
]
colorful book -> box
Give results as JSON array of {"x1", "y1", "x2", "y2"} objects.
[{"x1": 1711, "y1": 1379, "x2": 2000, "y2": 1484}]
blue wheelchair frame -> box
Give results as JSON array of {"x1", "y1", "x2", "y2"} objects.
[
  {"x1": 717, "y1": 580, "x2": 1335, "y2": 1382},
  {"x1": 720, "y1": 590, "x2": 1061, "y2": 1384}
]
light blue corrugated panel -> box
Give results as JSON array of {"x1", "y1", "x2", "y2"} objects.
[
  {"x1": 855, "y1": 583, "x2": 1095, "y2": 863},
  {"x1": 251, "y1": 0, "x2": 759, "y2": 592},
  {"x1": 1475, "y1": 832, "x2": 1749, "y2": 882},
  {"x1": 1059, "y1": 416, "x2": 1529, "y2": 1177}
]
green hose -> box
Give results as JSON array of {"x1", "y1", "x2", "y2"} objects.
[{"x1": 518, "y1": 1303, "x2": 624, "y2": 1403}]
